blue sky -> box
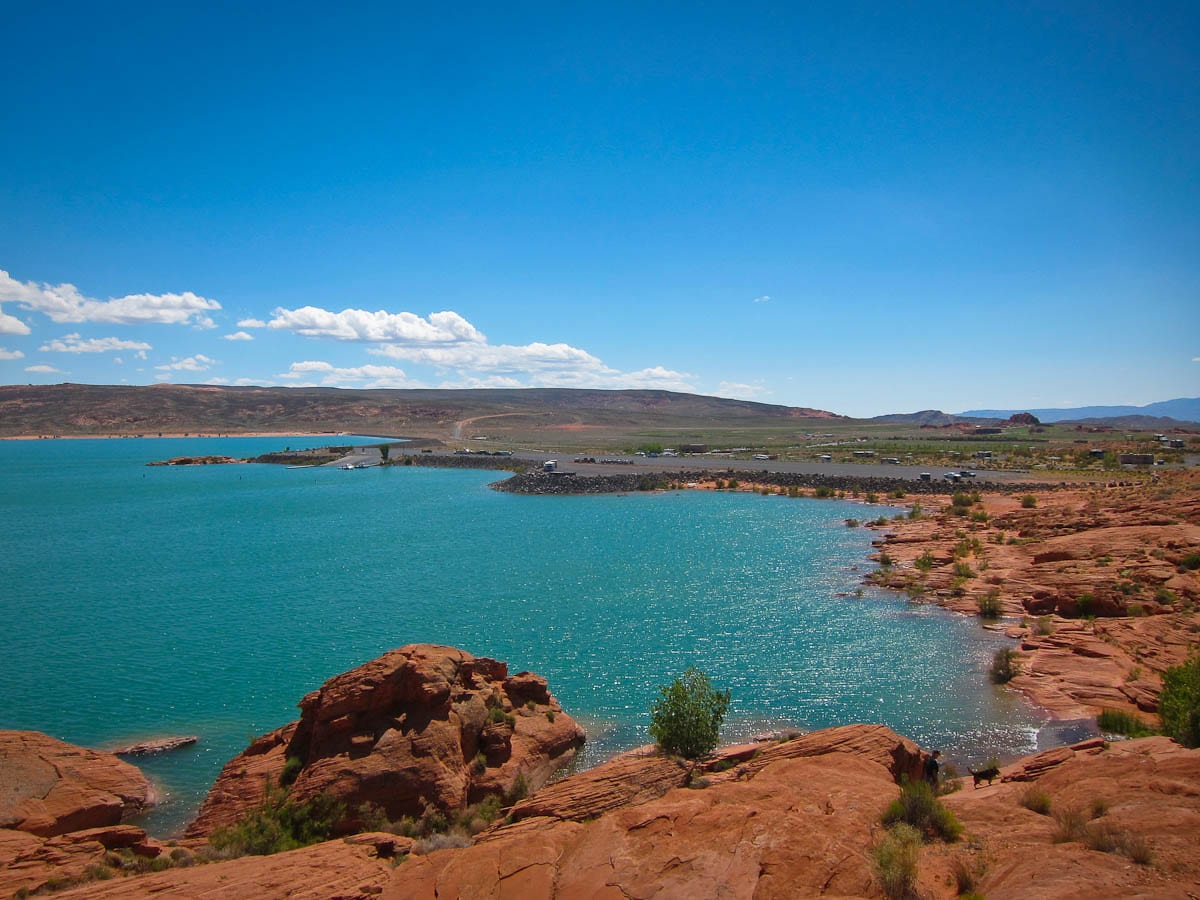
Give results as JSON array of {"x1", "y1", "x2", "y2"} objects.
[{"x1": 1, "y1": 2, "x2": 1196, "y2": 417}]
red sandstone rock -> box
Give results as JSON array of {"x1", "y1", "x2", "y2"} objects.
[
  {"x1": 0, "y1": 731, "x2": 154, "y2": 838},
  {"x1": 395, "y1": 751, "x2": 899, "y2": 900},
  {"x1": 187, "y1": 644, "x2": 585, "y2": 837},
  {"x1": 53, "y1": 835, "x2": 393, "y2": 899}
]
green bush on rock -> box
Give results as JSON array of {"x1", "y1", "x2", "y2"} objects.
[{"x1": 649, "y1": 666, "x2": 731, "y2": 759}]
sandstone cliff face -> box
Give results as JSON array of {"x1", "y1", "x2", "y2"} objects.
[{"x1": 187, "y1": 644, "x2": 586, "y2": 837}]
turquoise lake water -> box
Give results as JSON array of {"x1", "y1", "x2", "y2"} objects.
[{"x1": 0, "y1": 437, "x2": 1041, "y2": 835}]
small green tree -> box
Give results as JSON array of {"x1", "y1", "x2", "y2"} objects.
[
  {"x1": 649, "y1": 666, "x2": 731, "y2": 759},
  {"x1": 1159, "y1": 656, "x2": 1200, "y2": 748}
]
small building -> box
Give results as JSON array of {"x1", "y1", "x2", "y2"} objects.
[{"x1": 1119, "y1": 453, "x2": 1154, "y2": 466}]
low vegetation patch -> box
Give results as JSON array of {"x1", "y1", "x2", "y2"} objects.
[
  {"x1": 1159, "y1": 655, "x2": 1200, "y2": 748},
  {"x1": 1096, "y1": 708, "x2": 1158, "y2": 738},
  {"x1": 872, "y1": 822, "x2": 921, "y2": 899},
  {"x1": 1051, "y1": 806, "x2": 1088, "y2": 843},
  {"x1": 881, "y1": 779, "x2": 962, "y2": 842},
  {"x1": 209, "y1": 784, "x2": 344, "y2": 857},
  {"x1": 1080, "y1": 820, "x2": 1154, "y2": 864},
  {"x1": 989, "y1": 647, "x2": 1020, "y2": 684},
  {"x1": 1018, "y1": 786, "x2": 1052, "y2": 815},
  {"x1": 976, "y1": 589, "x2": 1002, "y2": 619}
]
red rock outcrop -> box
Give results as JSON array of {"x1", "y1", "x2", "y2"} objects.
[
  {"x1": 0, "y1": 731, "x2": 154, "y2": 837},
  {"x1": 396, "y1": 751, "x2": 901, "y2": 899},
  {"x1": 13, "y1": 725, "x2": 1200, "y2": 899},
  {"x1": 187, "y1": 644, "x2": 585, "y2": 837},
  {"x1": 868, "y1": 472, "x2": 1200, "y2": 720},
  {"x1": 938, "y1": 736, "x2": 1200, "y2": 899},
  {"x1": 53, "y1": 835, "x2": 395, "y2": 899}
]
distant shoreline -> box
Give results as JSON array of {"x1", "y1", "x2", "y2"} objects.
[{"x1": 0, "y1": 431, "x2": 366, "y2": 441}]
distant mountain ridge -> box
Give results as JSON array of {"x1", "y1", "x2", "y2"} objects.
[
  {"x1": 957, "y1": 398, "x2": 1200, "y2": 425},
  {"x1": 0, "y1": 383, "x2": 843, "y2": 437}
]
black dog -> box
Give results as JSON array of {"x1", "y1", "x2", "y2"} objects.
[{"x1": 968, "y1": 766, "x2": 1000, "y2": 788}]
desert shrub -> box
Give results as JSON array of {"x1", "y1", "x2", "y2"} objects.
[
  {"x1": 865, "y1": 491, "x2": 879, "y2": 504},
  {"x1": 1089, "y1": 798, "x2": 1109, "y2": 819},
  {"x1": 505, "y1": 772, "x2": 528, "y2": 805},
  {"x1": 412, "y1": 832, "x2": 472, "y2": 854},
  {"x1": 1159, "y1": 656, "x2": 1200, "y2": 748},
  {"x1": 1020, "y1": 495, "x2": 1037, "y2": 508},
  {"x1": 977, "y1": 590, "x2": 1001, "y2": 619},
  {"x1": 891, "y1": 489, "x2": 906, "y2": 499},
  {"x1": 950, "y1": 852, "x2": 985, "y2": 895},
  {"x1": 649, "y1": 666, "x2": 731, "y2": 759},
  {"x1": 872, "y1": 823, "x2": 921, "y2": 899},
  {"x1": 908, "y1": 502, "x2": 923, "y2": 520},
  {"x1": 970, "y1": 510, "x2": 989, "y2": 523},
  {"x1": 1178, "y1": 552, "x2": 1200, "y2": 571},
  {"x1": 1051, "y1": 806, "x2": 1087, "y2": 843},
  {"x1": 356, "y1": 801, "x2": 390, "y2": 832},
  {"x1": 881, "y1": 779, "x2": 962, "y2": 842},
  {"x1": 1081, "y1": 821, "x2": 1151, "y2": 862},
  {"x1": 85, "y1": 863, "x2": 115, "y2": 881},
  {"x1": 1034, "y1": 616, "x2": 1055, "y2": 636},
  {"x1": 915, "y1": 550, "x2": 935, "y2": 572},
  {"x1": 814, "y1": 485, "x2": 834, "y2": 498},
  {"x1": 279, "y1": 755, "x2": 303, "y2": 787},
  {"x1": 488, "y1": 706, "x2": 515, "y2": 726},
  {"x1": 209, "y1": 784, "x2": 345, "y2": 857},
  {"x1": 953, "y1": 561, "x2": 975, "y2": 579},
  {"x1": 1096, "y1": 708, "x2": 1158, "y2": 738},
  {"x1": 546, "y1": 709, "x2": 556, "y2": 722},
  {"x1": 845, "y1": 518, "x2": 860, "y2": 528},
  {"x1": 1019, "y1": 786, "x2": 1052, "y2": 815},
  {"x1": 989, "y1": 648, "x2": 1020, "y2": 684}
]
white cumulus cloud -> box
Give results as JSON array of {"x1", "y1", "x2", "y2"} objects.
[
  {"x1": 25, "y1": 364, "x2": 63, "y2": 373},
  {"x1": 0, "y1": 303, "x2": 31, "y2": 335},
  {"x1": 237, "y1": 318, "x2": 267, "y2": 328},
  {"x1": 156, "y1": 354, "x2": 217, "y2": 372},
  {"x1": 0, "y1": 347, "x2": 25, "y2": 360},
  {"x1": 268, "y1": 306, "x2": 485, "y2": 344},
  {"x1": 223, "y1": 331, "x2": 254, "y2": 341},
  {"x1": 278, "y1": 360, "x2": 416, "y2": 388},
  {"x1": 40, "y1": 333, "x2": 153, "y2": 354},
  {"x1": 753, "y1": 295, "x2": 770, "y2": 303},
  {"x1": 717, "y1": 381, "x2": 768, "y2": 400},
  {"x1": 1, "y1": 268, "x2": 220, "y2": 328}
]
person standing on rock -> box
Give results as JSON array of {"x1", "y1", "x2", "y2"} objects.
[{"x1": 923, "y1": 749, "x2": 940, "y2": 787}]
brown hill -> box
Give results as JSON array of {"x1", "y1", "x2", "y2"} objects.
[{"x1": 0, "y1": 383, "x2": 842, "y2": 438}]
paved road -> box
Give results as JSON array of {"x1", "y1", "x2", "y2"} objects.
[{"x1": 398, "y1": 446, "x2": 1046, "y2": 484}]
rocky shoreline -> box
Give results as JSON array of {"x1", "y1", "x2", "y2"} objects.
[
  {"x1": 3, "y1": 646, "x2": 1198, "y2": 898},
  {"x1": 864, "y1": 470, "x2": 1200, "y2": 722}
]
